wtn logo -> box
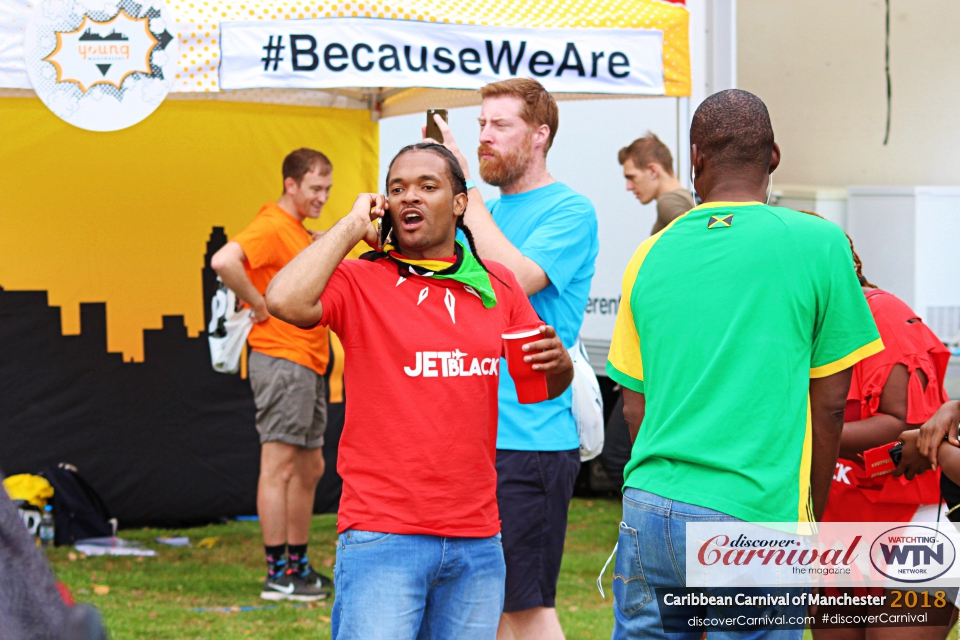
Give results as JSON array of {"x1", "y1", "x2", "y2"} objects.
[
  {"x1": 880, "y1": 542, "x2": 944, "y2": 566},
  {"x1": 870, "y1": 526, "x2": 957, "y2": 583}
]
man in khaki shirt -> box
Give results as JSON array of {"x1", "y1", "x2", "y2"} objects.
[
  {"x1": 619, "y1": 133, "x2": 695, "y2": 234},
  {"x1": 602, "y1": 134, "x2": 698, "y2": 489}
]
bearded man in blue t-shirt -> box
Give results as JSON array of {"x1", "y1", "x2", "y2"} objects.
[{"x1": 434, "y1": 78, "x2": 599, "y2": 640}]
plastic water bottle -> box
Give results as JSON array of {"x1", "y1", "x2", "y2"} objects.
[{"x1": 39, "y1": 505, "x2": 55, "y2": 548}]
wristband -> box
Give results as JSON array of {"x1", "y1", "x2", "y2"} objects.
[{"x1": 465, "y1": 180, "x2": 476, "y2": 191}]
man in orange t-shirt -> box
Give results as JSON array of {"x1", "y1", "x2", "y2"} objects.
[{"x1": 212, "y1": 148, "x2": 333, "y2": 601}]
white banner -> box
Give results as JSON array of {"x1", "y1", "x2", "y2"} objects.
[{"x1": 220, "y1": 18, "x2": 664, "y2": 95}]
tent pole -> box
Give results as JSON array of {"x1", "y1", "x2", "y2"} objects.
[
  {"x1": 675, "y1": 97, "x2": 681, "y2": 178},
  {"x1": 367, "y1": 90, "x2": 380, "y2": 121},
  {"x1": 677, "y1": 97, "x2": 692, "y2": 192}
]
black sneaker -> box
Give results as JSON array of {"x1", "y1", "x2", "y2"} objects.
[
  {"x1": 260, "y1": 570, "x2": 330, "y2": 601},
  {"x1": 299, "y1": 562, "x2": 334, "y2": 590}
]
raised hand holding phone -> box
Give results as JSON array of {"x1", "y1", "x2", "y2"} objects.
[
  {"x1": 425, "y1": 109, "x2": 448, "y2": 142},
  {"x1": 265, "y1": 192, "x2": 387, "y2": 328},
  {"x1": 345, "y1": 192, "x2": 387, "y2": 249},
  {"x1": 422, "y1": 111, "x2": 472, "y2": 185}
]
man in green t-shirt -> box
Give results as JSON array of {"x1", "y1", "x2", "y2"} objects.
[{"x1": 605, "y1": 90, "x2": 882, "y2": 639}]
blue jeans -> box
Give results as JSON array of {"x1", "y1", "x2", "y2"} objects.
[
  {"x1": 331, "y1": 530, "x2": 505, "y2": 640},
  {"x1": 612, "y1": 488, "x2": 805, "y2": 640}
]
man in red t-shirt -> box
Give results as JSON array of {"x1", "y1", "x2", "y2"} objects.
[{"x1": 266, "y1": 142, "x2": 574, "y2": 640}]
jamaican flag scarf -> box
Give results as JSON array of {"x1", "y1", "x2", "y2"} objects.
[{"x1": 380, "y1": 240, "x2": 497, "y2": 308}]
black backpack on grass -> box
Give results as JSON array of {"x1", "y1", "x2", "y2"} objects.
[{"x1": 40, "y1": 464, "x2": 113, "y2": 546}]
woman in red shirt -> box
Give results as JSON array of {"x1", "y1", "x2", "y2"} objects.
[
  {"x1": 812, "y1": 219, "x2": 953, "y2": 640},
  {"x1": 819, "y1": 243, "x2": 950, "y2": 525}
]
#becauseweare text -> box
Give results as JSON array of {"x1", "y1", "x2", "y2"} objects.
[{"x1": 276, "y1": 36, "x2": 632, "y2": 79}]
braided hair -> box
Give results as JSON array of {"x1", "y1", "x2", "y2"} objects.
[
  {"x1": 798, "y1": 210, "x2": 876, "y2": 288},
  {"x1": 384, "y1": 142, "x2": 502, "y2": 282},
  {"x1": 847, "y1": 237, "x2": 875, "y2": 288}
]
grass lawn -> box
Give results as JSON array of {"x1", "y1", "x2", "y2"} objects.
[
  {"x1": 46, "y1": 497, "x2": 623, "y2": 639},
  {"x1": 58, "y1": 498, "x2": 956, "y2": 639}
]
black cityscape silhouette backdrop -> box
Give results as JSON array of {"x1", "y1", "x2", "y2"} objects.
[{"x1": 0, "y1": 228, "x2": 343, "y2": 526}]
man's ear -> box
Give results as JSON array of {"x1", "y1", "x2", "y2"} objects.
[
  {"x1": 453, "y1": 191, "x2": 468, "y2": 217},
  {"x1": 769, "y1": 142, "x2": 781, "y2": 174},
  {"x1": 532, "y1": 124, "x2": 551, "y2": 153},
  {"x1": 690, "y1": 143, "x2": 704, "y2": 173},
  {"x1": 283, "y1": 176, "x2": 297, "y2": 195}
]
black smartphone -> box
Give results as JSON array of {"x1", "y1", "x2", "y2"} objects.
[
  {"x1": 889, "y1": 442, "x2": 903, "y2": 466},
  {"x1": 426, "y1": 109, "x2": 448, "y2": 143},
  {"x1": 378, "y1": 215, "x2": 394, "y2": 250}
]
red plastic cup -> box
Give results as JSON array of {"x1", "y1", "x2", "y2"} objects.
[{"x1": 502, "y1": 322, "x2": 549, "y2": 404}]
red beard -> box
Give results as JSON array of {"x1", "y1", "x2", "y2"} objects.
[{"x1": 477, "y1": 138, "x2": 532, "y2": 187}]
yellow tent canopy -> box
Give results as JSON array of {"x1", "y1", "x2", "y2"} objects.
[
  {"x1": 0, "y1": 0, "x2": 690, "y2": 359},
  {"x1": 0, "y1": 0, "x2": 690, "y2": 116}
]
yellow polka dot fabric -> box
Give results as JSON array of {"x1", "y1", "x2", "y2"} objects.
[
  {"x1": 166, "y1": 0, "x2": 690, "y2": 95},
  {"x1": 0, "y1": 0, "x2": 31, "y2": 89}
]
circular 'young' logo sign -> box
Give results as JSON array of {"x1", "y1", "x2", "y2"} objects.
[{"x1": 25, "y1": 0, "x2": 178, "y2": 131}]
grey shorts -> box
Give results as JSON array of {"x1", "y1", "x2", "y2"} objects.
[{"x1": 248, "y1": 351, "x2": 327, "y2": 449}]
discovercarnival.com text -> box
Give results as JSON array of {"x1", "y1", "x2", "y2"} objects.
[
  {"x1": 684, "y1": 613, "x2": 928, "y2": 629},
  {"x1": 654, "y1": 589, "x2": 949, "y2": 631},
  {"x1": 687, "y1": 615, "x2": 817, "y2": 629}
]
